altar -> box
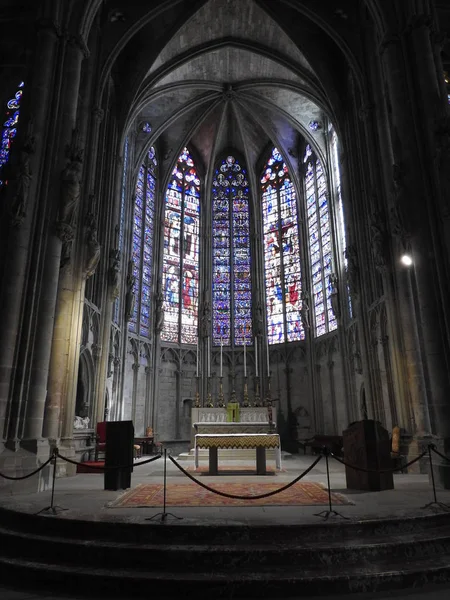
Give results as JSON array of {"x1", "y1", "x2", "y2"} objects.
[
  {"x1": 194, "y1": 433, "x2": 281, "y2": 475},
  {"x1": 190, "y1": 405, "x2": 279, "y2": 473}
]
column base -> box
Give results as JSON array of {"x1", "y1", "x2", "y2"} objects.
[
  {"x1": 57, "y1": 437, "x2": 77, "y2": 477},
  {"x1": 402, "y1": 433, "x2": 436, "y2": 474},
  {"x1": 427, "y1": 436, "x2": 450, "y2": 490},
  {"x1": 0, "y1": 439, "x2": 53, "y2": 494}
]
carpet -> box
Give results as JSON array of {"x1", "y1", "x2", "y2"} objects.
[
  {"x1": 107, "y1": 481, "x2": 353, "y2": 508},
  {"x1": 186, "y1": 465, "x2": 286, "y2": 476}
]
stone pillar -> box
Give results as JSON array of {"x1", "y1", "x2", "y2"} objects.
[
  {"x1": 0, "y1": 22, "x2": 58, "y2": 445},
  {"x1": 380, "y1": 13, "x2": 450, "y2": 482},
  {"x1": 24, "y1": 35, "x2": 86, "y2": 444}
]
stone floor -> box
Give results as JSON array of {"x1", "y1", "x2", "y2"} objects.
[{"x1": 1, "y1": 452, "x2": 450, "y2": 599}]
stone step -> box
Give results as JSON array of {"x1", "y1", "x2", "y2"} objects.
[
  {"x1": 1, "y1": 554, "x2": 450, "y2": 598},
  {"x1": 1, "y1": 507, "x2": 450, "y2": 597},
  {"x1": 2, "y1": 523, "x2": 450, "y2": 571}
]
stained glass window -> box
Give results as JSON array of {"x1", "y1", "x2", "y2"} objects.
[
  {"x1": 161, "y1": 147, "x2": 200, "y2": 344},
  {"x1": 0, "y1": 81, "x2": 24, "y2": 187},
  {"x1": 262, "y1": 147, "x2": 303, "y2": 344},
  {"x1": 129, "y1": 146, "x2": 157, "y2": 337},
  {"x1": 304, "y1": 144, "x2": 336, "y2": 336},
  {"x1": 212, "y1": 155, "x2": 252, "y2": 346}
]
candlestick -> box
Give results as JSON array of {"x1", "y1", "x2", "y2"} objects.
[
  {"x1": 244, "y1": 340, "x2": 247, "y2": 377},
  {"x1": 266, "y1": 337, "x2": 270, "y2": 373},
  {"x1": 255, "y1": 336, "x2": 258, "y2": 377},
  {"x1": 220, "y1": 337, "x2": 223, "y2": 377},
  {"x1": 196, "y1": 338, "x2": 199, "y2": 377}
]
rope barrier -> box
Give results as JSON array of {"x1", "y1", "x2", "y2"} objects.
[
  {"x1": 330, "y1": 450, "x2": 427, "y2": 474},
  {"x1": 431, "y1": 446, "x2": 450, "y2": 463},
  {"x1": 56, "y1": 450, "x2": 162, "y2": 471},
  {"x1": 0, "y1": 455, "x2": 54, "y2": 480},
  {"x1": 168, "y1": 453, "x2": 323, "y2": 500}
]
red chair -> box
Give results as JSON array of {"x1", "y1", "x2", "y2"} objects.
[{"x1": 95, "y1": 421, "x2": 107, "y2": 462}]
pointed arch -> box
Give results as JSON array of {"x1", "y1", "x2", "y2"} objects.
[
  {"x1": 303, "y1": 143, "x2": 336, "y2": 336},
  {"x1": 261, "y1": 146, "x2": 303, "y2": 344},
  {"x1": 161, "y1": 147, "x2": 200, "y2": 344},
  {"x1": 212, "y1": 153, "x2": 252, "y2": 347},
  {"x1": 129, "y1": 146, "x2": 158, "y2": 337}
]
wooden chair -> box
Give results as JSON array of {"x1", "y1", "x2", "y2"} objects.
[{"x1": 95, "y1": 421, "x2": 107, "y2": 462}]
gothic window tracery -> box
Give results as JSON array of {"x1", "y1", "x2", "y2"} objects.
[
  {"x1": 129, "y1": 146, "x2": 157, "y2": 337},
  {"x1": 304, "y1": 144, "x2": 336, "y2": 336},
  {"x1": 262, "y1": 147, "x2": 303, "y2": 345},
  {"x1": 212, "y1": 155, "x2": 252, "y2": 347},
  {"x1": 0, "y1": 81, "x2": 24, "y2": 187},
  {"x1": 161, "y1": 147, "x2": 200, "y2": 345}
]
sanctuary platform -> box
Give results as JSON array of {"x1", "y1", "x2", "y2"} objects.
[{"x1": 1, "y1": 454, "x2": 450, "y2": 599}]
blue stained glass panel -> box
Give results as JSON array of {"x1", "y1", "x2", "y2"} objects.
[
  {"x1": 0, "y1": 82, "x2": 24, "y2": 187},
  {"x1": 212, "y1": 155, "x2": 252, "y2": 346},
  {"x1": 129, "y1": 149, "x2": 157, "y2": 336}
]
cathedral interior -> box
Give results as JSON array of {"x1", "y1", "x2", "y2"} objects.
[{"x1": 1, "y1": 0, "x2": 450, "y2": 492}]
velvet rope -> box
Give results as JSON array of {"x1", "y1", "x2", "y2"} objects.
[{"x1": 168, "y1": 453, "x2": 323, "y2": 500}]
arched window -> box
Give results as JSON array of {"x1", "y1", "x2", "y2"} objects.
[
  {"x1": 129, "y1": 146, "x2": 157, "y2": 337},
  {"x1": 262, "y1": 147, "x2": 303, "y2": 345},
  {"x1": 161, "y1": 147, "x2": 200, "y2": 344},
  {"x1": 0, "y1": 81, "x2": 24, "y2": 187},
  {"x1": 212, "y1": 155, "x2": 252, "y2": 346},
  {"x1": 304, "y1": 144, "x2": 336, "y2": 336}
]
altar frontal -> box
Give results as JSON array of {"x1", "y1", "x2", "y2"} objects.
[{"x1": 195, "y1": 432, "x2": 282, "y2": 475}]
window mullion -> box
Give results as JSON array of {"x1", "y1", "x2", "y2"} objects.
[
  {"x1": 179, "y1": 168, "x2": 185, "y2": 343},
  {"x1": 314, "y1": 160, "x2": 328, "y2": 334},
  {"x1": 277, "y1": 182, "x2": 288, "y2": 343}
]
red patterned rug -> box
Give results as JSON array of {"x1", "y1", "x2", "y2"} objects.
[
  {"x1": 107, "y1": 482, "x2": 353, "y2": 508},
  {"x1": 186, "y1": 465, "x2": 286, "y2": 476}
]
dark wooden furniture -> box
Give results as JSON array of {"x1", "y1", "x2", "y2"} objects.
[
  {"x1": 134, "y1": 436, "x2": 154, "y2": 455},
  {"x1": 104, "y1": 420, "x2": 134, "y2": 490},
  {"x1": 298, "y1": 435, "x2": 343, "y2": 457},
  {"x1": 343, "y1": 420, "x2": 394, "y2": 491},
  {"x1": 94, "y1": 421, "x2": 107, "y2": 461}
]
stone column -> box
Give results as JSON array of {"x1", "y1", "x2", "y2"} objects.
[
  {"x1": 0, "y1": 22, "x2": 58, "y2": 445},
  {"x1": 380, "y1": 14, "x2": 450, "y2": 482},
  {"x1": 24, "y1": 35, "x2": 86, "y2": 444}
]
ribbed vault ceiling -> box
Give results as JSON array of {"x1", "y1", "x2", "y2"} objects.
[{"x1": 126, "y1": 0, "x2": 332, "y2": 182}]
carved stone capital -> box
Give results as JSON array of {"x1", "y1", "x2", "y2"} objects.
[
  {"x1": 55, "y1": 222, "x2": 75, "y2": 242},
  {"x1": 65, "y1": 34, "x2": 90, "y2": 59},
  {"x1": 92, "y1": 107, "x2": 104, "y2": 122},
  {"x1": 378, "y1": 32, "x2": 401, "y2": 55}
]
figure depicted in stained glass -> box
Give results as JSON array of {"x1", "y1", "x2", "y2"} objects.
[
  {"x1": 161, "y1": 147, "x2": 200, "y2": 344},
  {"x1": 262, "y1": 147, "x2": 303, "y2": 344},
  {"x1": 211, "y1": 155, "x2": 252, "y2": 347}
]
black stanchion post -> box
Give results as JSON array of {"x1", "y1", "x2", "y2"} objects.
[
  {"x1": 37, "y1": 449, "x2": 68, "y2": 516},
  {"x1": 147, "y1": 448, "x2": 182, "y2": 523},
  {"x1": 314, "y1": 447, "x2": 349, "y2": 521},
  {"x1": 421, "y1": 445, "x2": 450, "y2": 512}
]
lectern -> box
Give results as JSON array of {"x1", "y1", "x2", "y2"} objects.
[
  {"x1": 104, "y1": 420, "x2": 134, "y2": 490},
  {"x1": 343, "y1": 420, "x2": 393, "y2": 491}
]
